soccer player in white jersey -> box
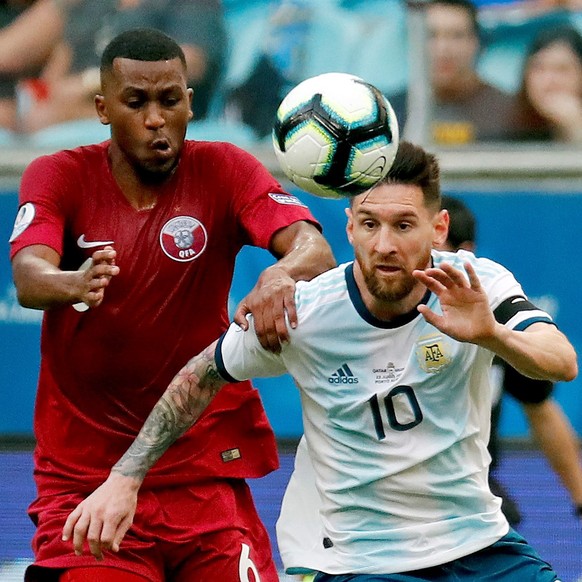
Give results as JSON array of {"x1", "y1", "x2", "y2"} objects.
[{"x1": 61, "y1": 142, "x2": 577, "y2": 581}]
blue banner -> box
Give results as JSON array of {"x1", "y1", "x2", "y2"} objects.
[{"x1": 2, "y1": 188, "x2": 581, "y2": 439}]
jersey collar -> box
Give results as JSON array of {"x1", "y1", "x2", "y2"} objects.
[{"x1": 345, "y1": 262, "x2": 431, "y2": 329}]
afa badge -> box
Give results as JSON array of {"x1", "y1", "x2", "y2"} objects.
[
  {"x1": 160, "y1": 216, "x2": 207, "y2": 262},
  {"x1": 415, "y1": 335, "x2": 451, "y2": 374}
]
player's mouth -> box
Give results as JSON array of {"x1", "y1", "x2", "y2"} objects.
[
  {"x1": 376, "y1": 264, "x2": 401, "y2": 274},
  {"x1": 150, "y1": 139, "x2": 173, "y2": 156}
]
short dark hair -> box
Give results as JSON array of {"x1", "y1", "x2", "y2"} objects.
[
  {"x1": 526, "y1": 24, "x2": 582, "y2": 63},
  {"x1": 100, "y1": 28, "x2": 187, "y2": 75},
  {"x1": 441, "y1": 194, "x2": 476, "y2": 249},
  {"x1": 378, "y1": 141, "x2": 441, "y2": 210},
  {"x1": 430, "y1": 0, "x2": 479, "y2": 36}
]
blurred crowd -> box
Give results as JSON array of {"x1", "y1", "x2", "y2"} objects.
[
  {"x1": 0, "y1": 0, "x2": 226, "y2": 133},
  {"x1": 0, "y1": 0, "x2": 581, "y2": 147}
]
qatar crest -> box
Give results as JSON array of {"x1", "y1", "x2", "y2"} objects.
[{"x1": 159, "y1": 215, "x2": 208, "y2": 262}]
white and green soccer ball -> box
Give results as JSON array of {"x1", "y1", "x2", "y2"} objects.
[{"x1": 272, "y1": 72, "x2": 399, "y2": 199}]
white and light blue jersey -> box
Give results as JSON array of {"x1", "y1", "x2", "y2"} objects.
[{"x1": 216, "y1": 250, "x2": 554, "y2": 575}]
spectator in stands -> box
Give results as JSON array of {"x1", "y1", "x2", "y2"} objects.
[
  {"x1": 226, "y1": 0, "x2": 311, "y2": 139},
  {"x1": 20, "y1": 0, "x2": 227, "y2": 133},
  {"x1": 390, "y1": 0, "x2": 515, "y2": 145},
  {"x1": 0, "y1": 0, "x2": 42, "y2": 131},
  {"x1": 439, "y1": 194, "x2": 582, "y2": 525},
  {"x1": 477, "y1": 0, "x2": 582, "y2": 15},
  {"x1": 510, "y1": 25, "x2": 582, "y2": 144},
  {"x1": 0, "y1": 0, "x2": 64, "y2": 79}
]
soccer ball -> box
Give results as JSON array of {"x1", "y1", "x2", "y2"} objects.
[{"x1": 272, "y1": 72, "x2": 399, "y2": 199}]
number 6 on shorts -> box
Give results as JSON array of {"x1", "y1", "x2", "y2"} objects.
[{"x1": 239, "y1": 542, "x2": 261, "y2": 582}]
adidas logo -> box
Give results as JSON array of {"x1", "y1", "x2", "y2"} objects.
[{"x1": 328, "y1": 363, "x2": 359, "y2": 384}]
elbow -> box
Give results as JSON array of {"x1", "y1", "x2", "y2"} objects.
[
  {"x1": 563, "y1": 355, "x2": 578, "y2": 383},
  {"x1": 14, "y1": 281, "x2": 43, "y2": 310},
  {"x1": 15, "y1": 287, "x2": 36, "y2": 310},
  {"x1": 556, "y1": 348, "x2": 578, "y2": 383}
]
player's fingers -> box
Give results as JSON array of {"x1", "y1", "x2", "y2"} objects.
[
  {"x1": 232, "y1": 302, "x2": 250, "y2": 330},
  {"x1": 440, "y1": 263, "x2": 470, "y2": 287},
  {"x1": 92, "y1": 247, "x2": 116, "y2": 263},
  {"x1": 463, "y1": 262, "x2": 482, "y2": 290},
  {"x1": 85, "y1": 289, "x2": 105, "y2": 308},
  {"x1": 412, "y1": 270, "x2": 446, "y2": 294},
  {"x1": 417, "y1": 304, "x2": 442, "y2": 328},
  {"x1": 255, "y1": 308, "x2": 282, "y2": 353},
  {"x1": 111, "y1": 516, "x2": 133, "y2": 553},
  {"x1": 424, "y1": 264, "x2": 469, "y2": 289},
  {"x1": 71, "y1": 511, "x2": 92, "y2": 556},
  {"x1": 86, "y1": 277, "x2": 108, "y2": 293},
  {"x1": 273, "y1": 313, "x2": 290, "y2": 348},
  {"x1": 283, "y1": 294, "x2": 298, "y2": 331},
  {"x1": 90, "y1": 264, "x2": 120, "y2": 281},
  {"x1": 424, "y1": 268, "x2": 455, "y2": 288},
  {"x1": 99, "y1": 515, "x2": 125, "y2": 554},
  {"x1": 62, "y1": 505, "x2": 83, "y2": 542},
  {"x1": 86, "y1": 517, "x2": 105, "y2": 561}
]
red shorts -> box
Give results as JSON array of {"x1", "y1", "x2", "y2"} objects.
[{"x1": 26, "y1": 478, "x2": 278, "y2": 582}]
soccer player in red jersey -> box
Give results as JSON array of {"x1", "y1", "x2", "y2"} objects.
[{"x1": 9, "y1": 28, "x2": 335, "y2": 582}]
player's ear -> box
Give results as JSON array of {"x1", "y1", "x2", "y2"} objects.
[
  {"x1": 345, "y1": 207, "x2": 354, "y2": 244},
  {"x1": 432, "y1": 208, "x2": 449, "y2": 248},
  {"x1": 95, "y1": 94, "x2": 110, "y2": 126},
  {"x1": 187, "y1": 88, "x2": 194, "y2": 121}
]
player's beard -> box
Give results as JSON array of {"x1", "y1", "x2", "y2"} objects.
[
  {"x1": 135, "y1": 156, "x2": 179, "y2": 184},
  {"x1": 358, "y1": 249, "x2": 431, "y2": 303},
  {"x1": 363, "y1": 266, "x2": 415, "y2": 302}
]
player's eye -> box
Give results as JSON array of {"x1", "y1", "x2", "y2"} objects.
[
  {"x1": 398, "y1": 222, "x2": 412, "y2": 231},
  {"x1": 126, "y1": 98, "x2": 144, "y2": 109}
]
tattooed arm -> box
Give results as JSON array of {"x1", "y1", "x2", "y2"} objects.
[
  {"x1": 112, "y1": 341, "x2": 226, "y2": 482},
  {"x1": 61, "y1": 340, "x2": 227, "y2": 560}
]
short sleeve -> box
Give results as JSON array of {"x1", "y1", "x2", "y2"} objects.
[
  {"x1": 9, "y1": 154, "x2": 71, "y2": 259},
  {"x1": 216, "y1": 320, "x2": 288, "y2": 382},
  {"x1": 220, "y1": 144, "x2": 321, "y2": 250}
]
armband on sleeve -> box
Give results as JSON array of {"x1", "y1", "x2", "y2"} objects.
[{"x1": 493, "y1": 295, "x2": 554, "y2": 331}]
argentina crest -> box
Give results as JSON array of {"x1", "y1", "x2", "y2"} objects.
[
  {"x1": 159, "y1": 216, "x2": 208, "y2": 262},
  {"x1": 415, "y1": 334, "x2": 452, "y2": 374}
]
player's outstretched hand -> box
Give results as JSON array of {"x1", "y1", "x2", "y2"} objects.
[
  {"x1": 77, "y1": 246, "x2": 120, "y2": 309},
  {"x1": 233, "y1": 265, "x2": 297, "y2": 353},
  {"x1": 62, "y1": 472, "x2": 139, "y2": 560},
  {"x1": 412, "y1": 262, "x2": 496, "y2": 344}
]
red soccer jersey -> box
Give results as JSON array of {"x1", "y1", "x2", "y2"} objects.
[{"x1": 10, "y1": 140, "x2": 318, "y2": 495}]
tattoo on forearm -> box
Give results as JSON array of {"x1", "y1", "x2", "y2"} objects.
[{"x1": 113, "y1": 342, "x2": 226, "y2": 480}]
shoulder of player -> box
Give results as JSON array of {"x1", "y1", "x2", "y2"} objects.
[
  {"x1": 181, "y1": 140, "x2": 268, "y2": 185},
  {"x1": 20, "y1": 144, "x2": 107, "y2": 198},
  {"x1": 294, "y1": 263, "x2": 350, "y2": 314},
  {"x1": 432, "y1": 249, "x2": 512, "y2": 282},
  {"x1": 184, "y1": 139, "x2": 258, "y2": 164},
  {"x1": 24, "y1": 141, "x2": 108, "y2": 175}
]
